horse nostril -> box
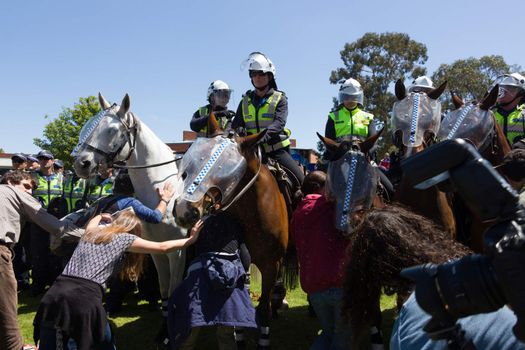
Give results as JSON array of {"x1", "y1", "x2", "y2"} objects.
[{"x1": 81, "y1": 160, "x2": 91, "y2": 169}]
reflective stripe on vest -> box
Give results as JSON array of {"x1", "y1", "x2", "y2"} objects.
[
  {"x1": 328, "y1": 107, "x2": 373, "y2": 139},
  {"x1": 242, "y1": 91, "x2": 283, "y2": 134},
  {"x1": 63, "y1": 177, "x2": 87, "y2": 213},
  {"x1": 197, "y1": 106, "x2": 230, "y2": 136},
  {"x1": 87, "y1": 179, "x2": 113, "y2": 203},
  {"x1": 33, "y1": 173, "x2": 63, "y2": 209},
  {"x1": 494, "y1": 104, "x2": 525, "y2": 144}
]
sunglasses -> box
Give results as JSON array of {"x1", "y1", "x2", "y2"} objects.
[{"x1": 249, "y1": 71, "x2": 267, "y2": 78}]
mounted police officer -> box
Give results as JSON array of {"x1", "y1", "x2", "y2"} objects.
[
  {"x1": 30, "y1": 150, "x2": 64, "y2": 295},
  {"x1": 233, "y1": 51, "x2": 304, "y2": 183},
  {"x1": 325, "y1": 78, "x2": 381, "y2": 144},
  {"x1": 190, "y1": 80, "x2": 235, "y2": 137},
  {"x1": 492, "y1": 73, "x2": 525, "y2": 149},
  {"x1": 407, "y1": 75, "x2": 434, "y2": 94}
]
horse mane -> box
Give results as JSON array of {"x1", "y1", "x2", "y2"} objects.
[{"x1": 342, "y1": 205, "x2": 471, "y2": 343}]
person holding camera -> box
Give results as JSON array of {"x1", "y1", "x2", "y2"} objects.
[{"x1": 398, "y1": 139, "x2": 525, "y2": 349}]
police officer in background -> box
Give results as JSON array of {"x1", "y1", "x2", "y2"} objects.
[
  {"x1": 30, "y1": 150, "x2": 64, "y2": 295},
  {"x1": 233, "y1": 51, "x2": 304, "y2": 183},
  {"x1": 53, "y1": 159, "x2": 64, "y2": 175},
  {"x1": 26, "y1": 155, "x2": 40, "y2": 172},
  {"x1": 190, "y1": 80, "x2": 235, "y2": 137},
  {"x1": 492, "y1": 73, "x2": 525, "y2": 148},
  {"x1": 86, "y1": 167, "x2": 114, "y2": 205},
  {"x1": 11, "y1": 154, "x2": 28, "y2": 171}
]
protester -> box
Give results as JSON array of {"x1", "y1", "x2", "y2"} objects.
[
  {"x1": 290, "y1": 171, "x2": 353, "y2": 349},
  {"x1": 0, "y1": 170, "x2": 84, "y2": 350},
  {"x1": 499, "y1": 148, "x2": 525, "y2": 205},
  {"x1": 33, "y1": 209, "x2": 201, "y2": 350},
  {"x1": 168, "y1": 195, "x2": 255, "y2": 350}
]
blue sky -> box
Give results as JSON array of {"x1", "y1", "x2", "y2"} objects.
[{"x1": 1, "y1": 0, "x2": 523, "y2": 155}]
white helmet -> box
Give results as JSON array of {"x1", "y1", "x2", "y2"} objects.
[
  {"x1": 494, "y1": 73, "x2": 525, "y2": 91},
  {"x1": 207, "y1": 80, "x2": 232, "y2": 107},
  {"x1": 408, "y1": 76, "x2": 434, "y2": 93},
  {"x1": 241, "y1": 52, "x2": 276, "y2": 76},
  {"x1": 338, "y1": 78, "x2": 363, "y2": 105}
]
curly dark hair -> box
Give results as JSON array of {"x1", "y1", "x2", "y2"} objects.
[
  {"x1": 342, "y1": 205, "x2": 471, "y2": 344},
  {"x1": 500, "y1": 149, "x2": 525, "y2": 182},
  {"x1": 1, "y1": 170, "x2": 34, "y2": 186}
]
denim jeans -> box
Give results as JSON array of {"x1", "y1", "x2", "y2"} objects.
[
  {"x1": 309, "y1": 287, "x2": 352, "y2": 350},
  {"x1": 38, "y1": 320, "x2": 115, "y2": 350}
]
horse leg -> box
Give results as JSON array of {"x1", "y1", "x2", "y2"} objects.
[
  {"x1": 256, "y1": 260, "x2": 280, "y2": 349},
  {"x1": 149, "y1": 252, "x2": 172, "y2": 347}
]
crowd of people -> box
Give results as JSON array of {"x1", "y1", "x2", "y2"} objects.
[{"x1": 1, "y1": 50, "x2": 525, "y2": 350}]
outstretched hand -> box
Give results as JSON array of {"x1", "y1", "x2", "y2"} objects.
[
  {"x1": 189, "y1": 219, "x2": 204, "y2": 242},
  {"x1": 157, "y1": 182, "x2": 175, "y2": 204}
]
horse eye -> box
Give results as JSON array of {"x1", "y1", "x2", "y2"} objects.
[{"x1": 181, "y1": 172, "x2": 187, "y2": 180}]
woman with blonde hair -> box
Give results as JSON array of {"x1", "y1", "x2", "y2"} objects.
[{"x1": 33, "y1": 209, "x2": 202, "y2": 350}]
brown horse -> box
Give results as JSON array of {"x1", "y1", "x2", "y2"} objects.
[
  {"x1": 438, "y1": 85, "x2": 511, "y2": 252},
  {"x1": 173, "y1": 114, "x2": 293, "y2": 348},
  {"x1": 390, "y1": 79, "x2": 457, "y2": 237}
]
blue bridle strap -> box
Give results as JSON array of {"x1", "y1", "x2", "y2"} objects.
[
  {"x1": 340, "y1": 155, "x2": 358, "y2": 229},
  {"x1": 447, "y1": 104, "x2": 474, "y2": 139},
  {"x1": 409, "y1": 93, "x2": 420, "y2": 145}
]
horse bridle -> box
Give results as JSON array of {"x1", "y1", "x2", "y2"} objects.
[
  {"x1": 202, "y1": 145, "x2": 263, "y2": 213},
  {"x1": 81, "y1": 107, "x2": 180, "y2": 170}
]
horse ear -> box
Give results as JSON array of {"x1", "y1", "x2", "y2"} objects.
[
  {"x1": 427, "y1": 81, "x2": 447, "y2": 100},
  {"x1": 480, "y1": 84, "x2": 499, "y2": 111},
  {"x1": 451, "y1": 93, "x2": 464, "y2": 109},
  {"x1": 98, "y1": 93, "x2": 111, "y2": 110},
  {"x1": 395, "y1": 79, "x2": 406, "y2": 100},
  {"x1": 206, "y1": 111, "x2": 221, "y2": 137},
  {"x1": 117, "y1": 94, "x2": 131, "y2": 118},
  {"x1": 360, "y1": 128, "x2": 384, "y2": 155},
  {"x1": 316, "y1": 132, "x2": 339, "y2": 155},
  {"x1": 240, "y1": 130, "x2": 267, "y2": 151}
]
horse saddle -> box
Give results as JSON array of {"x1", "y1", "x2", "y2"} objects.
[{"x1": 267, "y1": 158, "x2": 302, "y2": 218}]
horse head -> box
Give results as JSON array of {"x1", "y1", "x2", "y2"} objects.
[
  {"x1": 72, "y1": 93, "x2": 138, "y2": 178},
  {"x1": 317, "y1": 131, "x2": 383, "y2": 234},
  {"x1": 437, "y1": 85, "x2": 499, "y2": 153},
  {"x1": 174, "y1": 113, "x2": 265, "y2": 228},
  {"x1": 391, "y1": 79, "x2": 447, "y2": 158}
]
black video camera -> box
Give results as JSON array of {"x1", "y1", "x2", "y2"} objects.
[{"x1": 399, "y1": 139, "x2": 525, "y2": 347}]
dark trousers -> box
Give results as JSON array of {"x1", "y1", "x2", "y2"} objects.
[
  {"x1": 266, "y1": 147, "x2": 305, "y2": 183},
  {"x1": 30, "y1": 225, "x2": 60, "y2": 292}
]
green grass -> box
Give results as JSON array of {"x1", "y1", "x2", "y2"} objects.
[{"x1": 17, "y1": 277, "x2": 398, "y2": 349}]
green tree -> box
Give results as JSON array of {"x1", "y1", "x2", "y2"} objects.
[
  {"x1": 431, "y1": 55, "x2": 519, "y2": 111},
  {"x1": 330, "y1": 32, "x2": 428, "y2": 120},
  {"x1": 34, "y1": 96, "x2": 101, "y2": 169}
]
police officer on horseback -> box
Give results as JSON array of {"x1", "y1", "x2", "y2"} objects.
[
  {"x1": 325, "y1": 78, "x2": 382, "y2": 145},
  {"x1": 492, "y1": 73, "x2": 525, "y2": 149},
  {"x1": 190, "y1": 80, "x2": 235, "y2": 137},
  {"x1": 233, "y1": 52, "x2": 304, "y2": 184},
  {"x1": 407, "y1": 75, "x2": 434, "y2": 94}
]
